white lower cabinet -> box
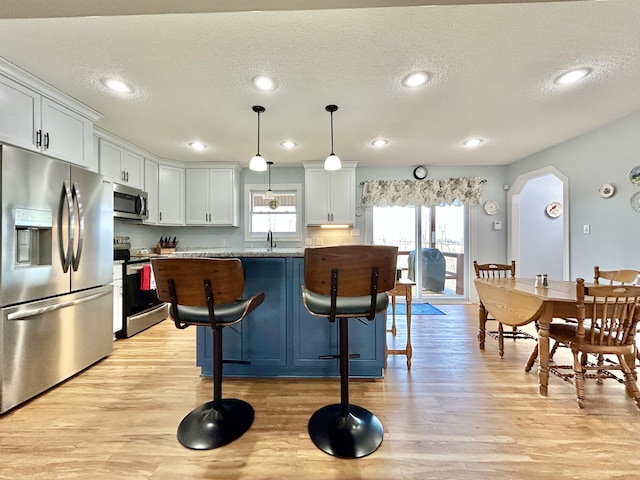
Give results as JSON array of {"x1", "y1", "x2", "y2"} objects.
[{"x1": 113, "y1": 263, "x2": 123, "y2": 337}]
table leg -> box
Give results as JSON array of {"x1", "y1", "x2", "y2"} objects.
[
  {"x1": 477, "y1": 302, "x2": 486, "y2": 350},
  {"x1": 406, "y1": 295, "x2": 412, "y2": 369},
  {"x1": 537, "y1": 304, "x2": 552, "y2": 396}
]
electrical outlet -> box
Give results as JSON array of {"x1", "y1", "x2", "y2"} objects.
[
  {"x1": 583, "y1": 224, "x2": 591, "y2": 235},
  {"x1": 304, "y1": 237, "x2": 313, "y2": 246},
  {"x1": 315, "y1": 237, "x2": 324, "y2": 246},
  {"x1": 351, "y1": 229, "x2": 361, "y2": 237}
]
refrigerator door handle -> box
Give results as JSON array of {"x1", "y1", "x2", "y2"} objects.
[
  {"x1": 6, "y1": 290, "x2": 112, "y2": 321},
  {"x1": 71, "y1": 182, "x2": 84, "y2": 271},
  {"x1": 60, "y1": 180, "x2": 74, "y2": 273}
]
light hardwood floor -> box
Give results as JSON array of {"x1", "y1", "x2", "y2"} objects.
[{"x1": 2, "y1": 304, "x2": 640, "y2": 480}]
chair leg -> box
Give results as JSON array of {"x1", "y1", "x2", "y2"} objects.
[
  {"x1": 177, "y1": 325, "x2": 254, "y2": 450},
  {"x1": 525, "y1": 343, "x2": 538, "y2": 372},
  {"x1": 618, "y1": 354, "x2": 640, "y2": 409},
  {"x1": 573, "y1": 350, "x2": 586, "y2": 409},
  {"x1": 308, "y1": 317, "x2": 384, "y2": 459},
  {"x1": 498, "y1": 322, "x2": 505, "y2": 358}
]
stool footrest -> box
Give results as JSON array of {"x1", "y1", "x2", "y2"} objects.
[
  {"x1": 222, "y1": 359, "x2": 251, "y2": 365},
  {"x1": 317, "y1": 354, "x2": 361, "y2": 360}
]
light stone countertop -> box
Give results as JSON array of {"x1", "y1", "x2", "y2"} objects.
[{"x1": 171, "y1": 247, "x2": 305, "y2": 258}]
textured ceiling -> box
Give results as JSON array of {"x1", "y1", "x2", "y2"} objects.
[{"x1": 0, "y1": 0, "x2": 638, "y2": 169}]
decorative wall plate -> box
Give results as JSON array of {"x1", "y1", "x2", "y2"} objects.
[
  {"x1": 545, "y1": 201, "x2": 562, "y2": 218},
  {"x1": 483, "y1": 200, "x2": 499, "y2": 215},
  {"x1": 598, "y1": 183, "x2": 615, "y2": 198},
  {"x1": 630, "y1": 166, "x2": 640, "y2": 186},
  {"x1": 630, "y1": 192, "x2": 640, "y2": 213}
]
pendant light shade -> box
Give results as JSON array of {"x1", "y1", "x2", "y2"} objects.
[
  {"x1": 249, "y1": 105, "x2": 267, "y2": 172},
  {"x1": 264, "y1": 161, "x2": 275, "y2": 199},
  {"x1": 324, "y1": 104, "x2": 342, "y2": 171}
]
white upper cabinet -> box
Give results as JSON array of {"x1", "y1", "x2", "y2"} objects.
[
  {"x1": 144, "y1": 159, "x2": 159, "y2": 225},
  {"x1": 185, "y1": 166, "x2": 239, "y2": 226},
  {"x1": 0, "y1": 73, "x2": 96, "y2": 169},
  {"x1": 304, "y1": 162, "x2": 357, "y2": 226},
  {"x1": 98, "y1": 138, "x2": 143, "y2": 189},
  {"x1": 158, "y1": 164, "x2": 184, "y2": 225}
]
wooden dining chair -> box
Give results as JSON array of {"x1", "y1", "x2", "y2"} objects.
[
  {"x1": 594, "y1": 266, "x2": 640, "y2": 363},
  {"x1": 301, "y1": 245, "x2": 397, "y2": 458},
  {"x1": 151, "y1": 257, "x2": 265, "y2": 450},
  {"x1": 526, "y1": 278, "x2": 640, "y2": 408},
  {"x1": 473, "y1": 260, "x2": 535, "y2": 358}
]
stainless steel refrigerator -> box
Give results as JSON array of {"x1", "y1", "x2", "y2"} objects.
[{"x1": 0, "y1": 144, "x2": 114, "y2": 414}]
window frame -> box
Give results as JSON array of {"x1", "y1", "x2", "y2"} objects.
[{"x1": 243, "y1": 183, "x2": 303, "y2": 242}]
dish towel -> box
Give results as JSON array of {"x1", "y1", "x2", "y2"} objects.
[{"x1": 140, "y1": 265, "x2": 152, "y2": 290}]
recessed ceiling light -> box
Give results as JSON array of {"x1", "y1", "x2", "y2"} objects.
[
  {"x1": 188, "y1": 141, "x2": 207, "y2": 151},
  {"x1": 463, "y1": 137, "x2": 484, "y2": 148},
  {"x1": 280, "y1": 140, "x2": 297, "y2": 149},
  {"x1": 402, "y1": 71, "x2": 430, "y2": 88},
  {"x1": 371, "y1": 139, "x2": 389, "y2": 148},
  {"x1": 554, "y1": 67, "x2": 592, "y2": 85},
  {"x1": 252, "y1": 75, "x2": 276, "y2": 91},
  {"x1": 101, "y1": 78, "x2": 133, "y2": 94}
]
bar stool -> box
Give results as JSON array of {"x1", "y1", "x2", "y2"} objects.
[
  {"x1": 151, "y1": 257, "x2": 265, "y2": 450},
  {"x1": 301, "y1": 245, "x2": 398, "y2": 458}
]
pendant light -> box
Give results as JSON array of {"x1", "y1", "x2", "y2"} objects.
[
  {"x1": 249, "y1": 105, "x2": 267, "y2": 171},
  {"x1": 324, "y1": 104, "x2": 342, "y2": 171},
  {"x1": 265, "y1": 161, "x2": 275, "y2": 199}
]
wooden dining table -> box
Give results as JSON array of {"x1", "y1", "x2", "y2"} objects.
[{"x1": 475, "y1": 277, "x2": 581, "y2": 396}]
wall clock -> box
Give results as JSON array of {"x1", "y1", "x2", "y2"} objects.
[
  {"x1": 412, "y1": 166, "x2": 428, "y2": 180},
  {"x1": 483, "y1": 200, "x2": 499, "y2": 215},
  {"x1": 545, "y1": 201, "x2": 562, "y2": 218}
]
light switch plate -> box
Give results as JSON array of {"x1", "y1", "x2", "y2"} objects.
[
  {"x1": 315, "y1": 237, "x2": 324, "y2": 246},
  {"x1": 304, "y1": 237, "x2": 313, "y2": 246}
]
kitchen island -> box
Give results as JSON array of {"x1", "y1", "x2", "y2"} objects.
[{"x1": 171, "y1": 248, "x2": 386, "y2": 378}]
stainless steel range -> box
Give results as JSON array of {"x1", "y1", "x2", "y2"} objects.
[{"x1": 114, "y1": 236, "x2": 167, "y2": 338}]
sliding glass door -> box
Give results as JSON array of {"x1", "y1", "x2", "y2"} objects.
[{"x1": 373, "y1": 204, "x2": 466, "y2": 300}]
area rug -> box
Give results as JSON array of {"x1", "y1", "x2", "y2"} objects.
[{"x1": 387, "y1": 303, "x2": 445, "y2": 315}]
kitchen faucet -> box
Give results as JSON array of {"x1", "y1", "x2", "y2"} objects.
[{"x1": 267, "y1": 229, "x2": 276, "y2": 249}]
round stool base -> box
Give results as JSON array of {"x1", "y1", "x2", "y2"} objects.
[
  {"x1": 308, "y1": 403, "x2": 383, "y2": 458},
  {"x1": 177, "y1": 399, "x2": 254, "y2": 450}
]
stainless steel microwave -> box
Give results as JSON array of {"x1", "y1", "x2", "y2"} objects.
[{"x1": 113, "y1": 183, "x2": 148, "y2": 220}]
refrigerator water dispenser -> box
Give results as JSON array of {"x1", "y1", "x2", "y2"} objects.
[{"x1": 14, "y1": 208, "x2": 52, "y2": 267}]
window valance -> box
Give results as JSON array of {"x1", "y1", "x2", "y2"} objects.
[{"x1": 361, "y1": 177, "x2": 484, "y2": 207}]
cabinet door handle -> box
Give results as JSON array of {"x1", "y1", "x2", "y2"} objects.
[
  {"x1": 44, "y1": 132, "x2": 50, "y2": 149},
  {"x1": 36, "y1": 129, "x2": 42, "y2": 147},
  {"x1": 159, "y1": 211, "x2": 162, "y2": 221}
]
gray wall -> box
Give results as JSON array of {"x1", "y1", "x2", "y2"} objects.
[{"x1": 507, "y1": 110, "x2": 640, "y2": 280}]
